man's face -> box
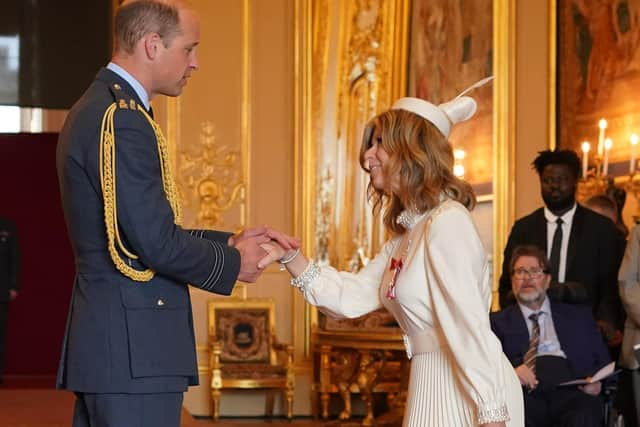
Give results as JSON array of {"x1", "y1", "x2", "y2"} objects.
[
  {"x1": 512, "y1": 255, "x2": 550, "y2": 307},
  {"x1": 540, "y1": 164, "x2": 577, "y2": 212},
  {"x1": 152, "y1": 7, "x2": 200, "y2": 97}
]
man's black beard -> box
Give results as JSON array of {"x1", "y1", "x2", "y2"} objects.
[{"x1": 542, "y1": 194, "x2": 575, "y2": 213}]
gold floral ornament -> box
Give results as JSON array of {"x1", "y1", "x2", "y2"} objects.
[{"x1": 178, "y1": 121, "x2": 245, "y2": 229}]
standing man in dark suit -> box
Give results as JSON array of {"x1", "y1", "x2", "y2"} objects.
[
  {"x1": 57, "y1": 1, "x2": 298, "y2": 425},
  {"x1": 0, "y1": 217, "x2": 19, "y2": 384},
  {"x1": 492, "y1": 245, "x2": 611, "y2": 427},
  {"x1": 498, "y1": 150, "x2": 622, "y2": 336},
  {"x1": 616, "y1": 224, "x2": 640, "y2": 426}
]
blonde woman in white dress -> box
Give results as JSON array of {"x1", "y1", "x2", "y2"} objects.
[{"x1": 261, "y1": 90, "x2": 524, "y2": 426}]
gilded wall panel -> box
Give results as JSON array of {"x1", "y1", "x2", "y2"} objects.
[{"x1": 313, "y1": 0, "x2": 408, "y2": 274}]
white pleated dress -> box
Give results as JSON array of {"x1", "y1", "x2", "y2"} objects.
[{"x1": 295, "y1": 199, "x2": 524, "y2": 426}]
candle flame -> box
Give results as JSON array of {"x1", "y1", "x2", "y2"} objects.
[
  {"x1": 453, "y1": 164, "x2": 465, "y2": 178},
  {"x1": 581, "y1": 141, "x2": 590, "y2": 152},
  {"x1": 632, "y1": 134, "x2": 639, "y2": 145},
  {"x1": 454, "y1": 149, "x2": 465, "y2": 160},
  {"x1": 599, "y1": 119, "x2": 608, "y2": 130},
  {"x1": 605, "y1": 138, "x2": 613, "y2": 149}
]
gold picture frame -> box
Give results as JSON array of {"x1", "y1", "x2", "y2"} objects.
[
  {"x1": 551, "y1": 0, "x2": 640, "y2": 175},
  {"x1": 294, "y1": 0, "x2": 516, "y2": 351},
  {"x1": 407, "y1": 0, "x2": 494, "y2": 195}
]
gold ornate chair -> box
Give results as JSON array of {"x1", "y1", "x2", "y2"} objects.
[{"x1": 207, "y1": 297, "x2": 294, "y2": 420}]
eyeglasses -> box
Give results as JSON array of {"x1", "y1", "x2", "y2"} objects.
[{"x1": 513, "y1": 267, "x2": 547, "y2": 279}]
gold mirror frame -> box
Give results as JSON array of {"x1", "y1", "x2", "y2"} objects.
[{"x1": 294, "y1": 0, "x2": 516, "y2": 355}]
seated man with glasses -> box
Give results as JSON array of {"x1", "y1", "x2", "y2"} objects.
[
  {"x1": 497, "y1": 150, "x2": 623, "y2": 345},
  {"x1": 491, "y1": 245, "x2": 612, "y2": 427}
]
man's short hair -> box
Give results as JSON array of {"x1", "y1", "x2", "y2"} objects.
[
  {"x1": 584, "y1": 195, "x2": 618, "y2": 219},
  {"x1": 531, "y1": 149, "x2": 581, "y2": 179},
  {"x1": 114, "y1": 0, "x2": 182, "y2": 54},
  {"x1": 509, "y1": 245, "x2": 551, "y2": 277}
]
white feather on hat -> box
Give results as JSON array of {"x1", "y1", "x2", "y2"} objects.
[{"x1": 391, "y1": 76, "x2": 494, "y2": 138}]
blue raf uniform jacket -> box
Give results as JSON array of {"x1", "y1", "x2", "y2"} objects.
[{"x1": 56, "y1": 68, "x2": 241, "y2": 393}]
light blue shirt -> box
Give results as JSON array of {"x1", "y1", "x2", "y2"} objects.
[
  {"x1": 518, "y1": 297, "x2": 567, "y2": 358},
  {"x1": 106, "y1": 62, "x2": 151, "y2": 110}
]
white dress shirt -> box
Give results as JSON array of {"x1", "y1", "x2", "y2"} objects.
[{"x1": 544, "y1": 203, "x2": 577, "y2": 283}]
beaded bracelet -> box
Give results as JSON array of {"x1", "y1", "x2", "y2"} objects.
[{"x1": 290, "y1": 262, "x2": 320, "y2": 289}]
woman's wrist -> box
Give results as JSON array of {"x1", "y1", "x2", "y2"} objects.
[{"x1": 279, "y1": 248, "x2": 300, "y2": 264}]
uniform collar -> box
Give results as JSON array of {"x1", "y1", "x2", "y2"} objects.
[{"x1": 106, "y1": 62, "x2": 151, "y2": 110}]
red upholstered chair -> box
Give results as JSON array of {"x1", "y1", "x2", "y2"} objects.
[{"x1": 207, "y1": 298, "x2": 294, "y2": 420}]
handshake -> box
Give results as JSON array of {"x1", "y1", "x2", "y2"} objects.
[{"x1": 228, "y1": 225, "x2": 304, "y2": 283}]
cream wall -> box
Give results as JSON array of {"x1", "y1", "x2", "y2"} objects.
[
  {"x1": 155, "y1": 0, "x2": 311, "y2": 418},
  {"x1": 514, "y1": 0, "x2": 548, "y2": 219}
]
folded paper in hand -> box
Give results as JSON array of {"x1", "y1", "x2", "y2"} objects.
[{"x1": 558, "y1": 361, "x2": 618, "y2": 386}]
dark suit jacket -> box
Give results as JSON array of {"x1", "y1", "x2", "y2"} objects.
[
  {"x1": 0, "y1": 218, "x2": 19, "y2": 303},
  {"x1": 498, "y1": 205, "x2": 623, "y2": 327},
  {"x1": 491, "y1": 301, "x2": 611, "y2": 380},
  {"x1": 56, "y1": 68, "x2": 241, "y2": 393}
]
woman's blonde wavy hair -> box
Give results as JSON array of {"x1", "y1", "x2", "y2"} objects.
[{"x1": 359, "y1": 109, "x2": 476, "y2": 235}]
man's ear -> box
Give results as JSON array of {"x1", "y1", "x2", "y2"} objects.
[{"x1": 143, "y1": 33, "x2": 162, "y2": 60}]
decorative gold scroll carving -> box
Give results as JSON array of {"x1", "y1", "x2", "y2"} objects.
[
  {"x1": 177, "y1": 121, "x2": 245, "y2": 229},
  {"x1": 317, "y1": 0, "x2": 407, "y2": 273}
]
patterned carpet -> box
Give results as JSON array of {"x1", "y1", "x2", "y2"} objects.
[{"x1": 0, "y1": 385, "x2": 324, "y2": 427}]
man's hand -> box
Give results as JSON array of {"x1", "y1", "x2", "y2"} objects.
[
  {"x1": 234, "y1": 236, "x2": 269, "y2": 283},
  {"x1": 579, "y1": 381, "x2": 602, "y2": 396},
  {"x1": 515, "y1": 364, "x2": 538, "y2": 390},
  {"x1": 229, "y1": 226, "x2": 300, "y2": 251},
  {"x1": 9, "y1": 290, "x2": 17, "y2": 302}
]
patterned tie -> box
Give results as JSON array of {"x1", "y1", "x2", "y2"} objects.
[
  {"x1": 523, "y1": 312, "x2": 541, "y2": 373},
  {"x1": 549, "y1": 217, "x2": 563, "y2": 282}
]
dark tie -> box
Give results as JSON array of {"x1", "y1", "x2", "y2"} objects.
[
  {"x1": 148, "y1": 106, "x2": 154, "y2": 119},
  {"x1": 524, "y1": 312, "x2": 541, "y2": 373},
  {"x1": 549, "y1": 217, "x2": 563, "y2": 282}
]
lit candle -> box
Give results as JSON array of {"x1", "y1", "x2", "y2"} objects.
[
  {"x1": 598, "y1": 119, "x2": 607, "y2": 157},
  {"x1": 581, "y1": 141, "x2": 590, "y2": 178},
  {"x1": 603, "y1": 138, "x2": 612, "y2": 176},
  {"x1": 453, "y1": 149, "x2": 465, "y2": 178},
  {"x1": 631, "y1": 134, "x2": 639, "y2": 174}
]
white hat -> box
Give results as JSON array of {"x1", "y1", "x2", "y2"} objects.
[{"x1": 391, "y1": 76, "x2": 494, "y2": 138}]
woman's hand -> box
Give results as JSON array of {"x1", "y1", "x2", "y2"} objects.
[
  {"x1": 481, "y1": 422, "x2": 506, "y2": 427},
  {"x1": 228, "y1": 226, "x2": 300, "y2": 250},
  {"x1": 259, "y1": 241, "x2": 288, "y2": 267},
  {"x1": 258, "y1": 240, "x2": 310, "y2": 279}
]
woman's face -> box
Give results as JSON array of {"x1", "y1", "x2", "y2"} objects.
[{"x1": 364, "y1": 126, "x2": 392, "y2": 192}]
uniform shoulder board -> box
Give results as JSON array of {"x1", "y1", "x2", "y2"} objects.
[{"x1": 108, "y1": 82, "x2": 137, "y2": 110}]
